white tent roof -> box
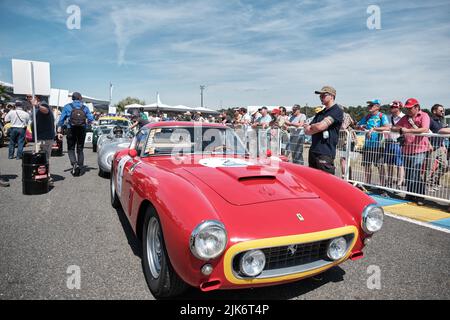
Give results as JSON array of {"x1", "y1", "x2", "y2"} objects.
[
  {"x1": 0, "y1": 80, "x2": 13, "y2": 88},
  {"x1": 124, "y1": 94, "x2": 217, "y2": 114},
  {"x1": 123, "y1": 103, "x2": 144, "y2": 109},
  {"x1": 192, "y1": 106, "x2": 219, "y2": 114}
]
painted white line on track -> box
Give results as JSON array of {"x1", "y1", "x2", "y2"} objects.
[{"x1": 384, "y1": 212, "x2": 450, "y2": 234}]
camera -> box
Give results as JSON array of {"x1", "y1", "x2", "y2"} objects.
[{"x1": 397, "y1": 135, "x2": 405, "y2": 146}]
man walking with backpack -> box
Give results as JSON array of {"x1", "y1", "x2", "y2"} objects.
[{"x1": 57, "y1": 92, "x2": 94, "y2": 176}]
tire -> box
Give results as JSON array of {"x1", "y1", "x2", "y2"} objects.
[
  {"x1": 110, "y1": 167, "x2": 121, "y2": 209},
  {"x1": 99, "y1": 169, "x2": 110, "y2": 179},
  {"x1": 142, "y1": 207, "x2": 188, "y2": 298}
]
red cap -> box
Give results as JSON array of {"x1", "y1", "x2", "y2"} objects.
[
  {"x1": 271, "y1": 108, "x2": 280, "y2": 115},
  {"x1": 404, "y1": 98, "x2": 419, "y2": 108}
]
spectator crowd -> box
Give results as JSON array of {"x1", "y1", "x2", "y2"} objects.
[{"x1": 1, "y1": 87, "x2": 449, "y2": 209}]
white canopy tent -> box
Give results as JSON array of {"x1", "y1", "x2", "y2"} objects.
[
  {"x1": 124, "y1": 94, "x2": 218, "y2": 114},
  {"x1": 191, "y1": 106, "x2": 219, "y2": 114},
  {"x1": 123, "y1": 103, "x2": 144, "y2": 110}
]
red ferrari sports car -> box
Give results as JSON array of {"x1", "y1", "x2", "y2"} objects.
[{"x1": 110, "y1": 122, "x2": 383, "y2": 298}]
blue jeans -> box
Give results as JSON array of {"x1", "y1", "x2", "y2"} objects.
[
  {"x1": 403, "y1": 152, "x2": 426, "y2": 196},
  {"x1": 8, "y1": 127, "x2": 26, "y2": 159}
]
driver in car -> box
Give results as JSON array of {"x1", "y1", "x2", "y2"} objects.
[{"x1": 113, "y1": 126, "x2": 124, "y2": 138}]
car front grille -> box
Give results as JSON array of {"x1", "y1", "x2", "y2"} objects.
[
  {"x1": 262, "y1": 240, "x2": 329, "y2": 270},
  {"x1": 232, "y1": 234, "x2": 354, "y2": 279}
]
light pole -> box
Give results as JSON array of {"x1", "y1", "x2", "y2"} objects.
[
  {"x1": 200, "y1": 85, "x2": 206, "y2": 108},
  {"x1": 109, "y1": 82, "x2": 113, "y2": 114}
]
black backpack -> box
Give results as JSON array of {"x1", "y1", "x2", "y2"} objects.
[{"x1": 69, "y1": 104, "x2": 87, "y2": 126}]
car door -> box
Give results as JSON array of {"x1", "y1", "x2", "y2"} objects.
[{"x1": 121, "y1": 128, "x2": 150, "y2": 216}]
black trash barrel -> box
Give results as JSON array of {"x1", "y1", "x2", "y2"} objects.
[{"x1": 22, "y1": 150, "x2": 49, "y2": 195}]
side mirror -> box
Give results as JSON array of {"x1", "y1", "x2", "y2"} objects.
[{"x1": 128, "y1": 149, "x2": 138, "y2": 158}]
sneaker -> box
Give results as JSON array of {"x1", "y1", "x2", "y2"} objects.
[
  {"x1": 72, "y1": 164, "x2": 78, "y2": 176},
  {"x1": 417, "y1": 200, "x2": 425, "y2": 206},
  {"x1": 0, "y1": 179, "x2": 10, "y2": 187},
  {"x1": 74, "y1": 165, "x2": 81, "y2": 177}
]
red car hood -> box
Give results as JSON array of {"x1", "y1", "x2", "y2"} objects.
[{"x1": 180, "y1": 157, "x2": 319, "y2": 206}]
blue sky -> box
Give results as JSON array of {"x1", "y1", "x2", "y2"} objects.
[{"x1": 1, "y1": 0, "x2": 449, "y2": 109}]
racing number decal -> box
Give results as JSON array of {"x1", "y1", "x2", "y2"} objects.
[{"x1": 116, "y1": 155, "x2": 132, "y2": 198}]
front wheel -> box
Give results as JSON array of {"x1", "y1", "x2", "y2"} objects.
[{"x1": 142, "y1": 208, "x2": 188, "y2": 298}]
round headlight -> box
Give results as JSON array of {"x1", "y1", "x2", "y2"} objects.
[
  {"x1": 362, "y1": 204, "x2": 384, "y2": 234},
  {"x1": 190, "y1": 221, "x2": 227, "y2": 260},
  {"x1": 327, "y1": 237, "x2": 348, "y2": 261},
  {"x1": 240, "y1": 250, "x2": 266, "y2": 277}
]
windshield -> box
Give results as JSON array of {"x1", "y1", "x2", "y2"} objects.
[
  {"x1": 98, "y1": 119, "x2": 129, "y2": 127},
  {"x1": 143, "y1": 126, "x2": 247, "y2": 156},
  {"x1": 107, "y1": 127, "x2": 134, "y2": 139},
  {"x1": 98, "y1": 126, "x2": 115, "y2": 134}
]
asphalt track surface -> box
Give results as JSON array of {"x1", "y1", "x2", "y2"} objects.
[{"x1": 0, "y1": 143, "x2": 449, "y2": 300}]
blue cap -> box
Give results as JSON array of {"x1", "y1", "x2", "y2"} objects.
[{"x1": 367, "y1": 99, "x2": 381, "y2": 105}]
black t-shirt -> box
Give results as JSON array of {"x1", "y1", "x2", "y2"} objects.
[
  {"x1": 34, "y1": 105, "x2": 55, "y2": 140},
  {"x1": 429, "y1": 116, "x2": 444, "y2": 148},
  {"x1": 310, "y1": 104, "x2": 344, "y2": 158}
]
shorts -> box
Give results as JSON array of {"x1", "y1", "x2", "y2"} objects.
[
  {"x1": 308, "y1": 152, "x2": 335, "y2": 175},
  {"x1": 384, "y1": 141, "x2": 403, "y2": 166},
  {"x1": 361, "y1": 146, "x2": 383, "y2": 167}
]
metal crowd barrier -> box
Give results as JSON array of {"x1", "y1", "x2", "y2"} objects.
[
  {"x1": 337, "y1": 129, "x2": 450, "y2": 205},
  {"x1": 233, "y1": 127, "x2": 307, "y2": 163},
  {"x1": 232, "y1": 127, "x2": 450, "y2": 205}
]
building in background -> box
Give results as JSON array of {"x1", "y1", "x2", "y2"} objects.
[{"x1": 0, "y1": 80, "x2": 109, "y2": 111}]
